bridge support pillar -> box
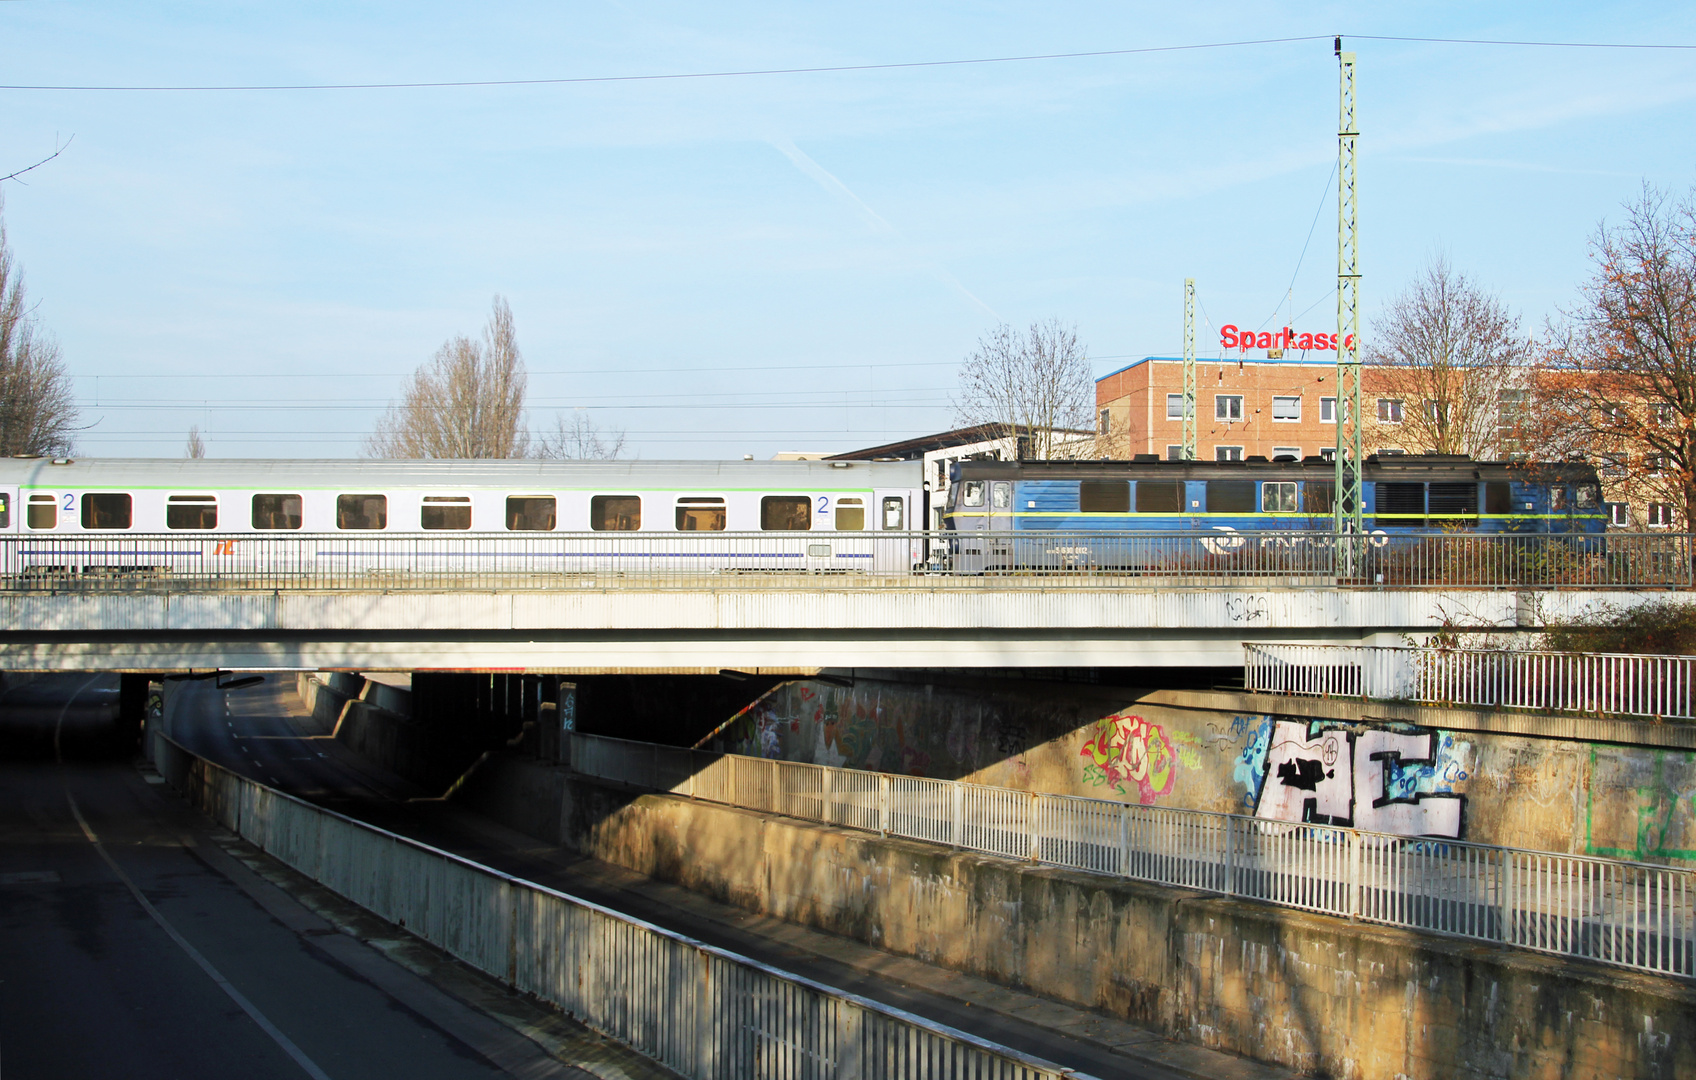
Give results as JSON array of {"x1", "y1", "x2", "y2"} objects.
[{"x1": 117, "y1": 673, "x2": 148, "y2": 752}]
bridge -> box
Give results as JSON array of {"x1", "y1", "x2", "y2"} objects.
[{"x1": 0, "y1": 531, "x2": 1684, "y2": 671}]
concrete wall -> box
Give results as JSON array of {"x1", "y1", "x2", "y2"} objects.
[
  {"x1": 454, "y1": 754, "x2": 1696, "y2": 1080},
  {"x1": 714, "y1": 675, "x2": 1696, "y2": 866}
]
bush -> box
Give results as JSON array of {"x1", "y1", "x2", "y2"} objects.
[{"x1": 1540, "y1": 601, "x2": 1696, "y2": 656}]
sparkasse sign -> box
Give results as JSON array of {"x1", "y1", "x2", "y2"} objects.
[{"x1": 1221, "y1": 325, "x2": 1354, "y2": 352}]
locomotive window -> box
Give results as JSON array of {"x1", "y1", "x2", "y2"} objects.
[
  {"x1": 761, "y1": 495, "x2": 812, "y2": 531},
  {"x1": 992, "y1": 482, "x2": 1012, "y2": 509},
  {"x1": 1485, "y1": 482, "x2": 1514, "y2": 516},
  {"x1": 1428, "y1": 482, "x2": 1479, "y2": 526},
  {"x1": 1550, "y1": 487, "x2": 1569, "y2": 512},
  {"x1": 1262, "y1": 482, "x2": 1298, "y2": 513},
  {"x1": 421, "y1": 496, "x2": 472, "y2": 531},
  {"x1": 336, "y1": 494, "x2": 387, "y2": 530},
  {"x1": 590, "y1": 495, "x2": 641, "y2": 531},
  {"x1": 81, "y1": 493, "x2": 132, "y2": 530},
  {"x1": 882, "y1": 497, "x2": 904, "y2": 530},
  {"x1": 961, "y1": 481, "x2": 985, "y2": 507},
  {"x1": 166, "y1": 494, "x2": 218, "y2": 530},
  {"x1": 1375, "y1": 482, "x2": 1425, "y2": 528},
  {"x1": 675, "y1": 497, "x2": 726, "y2": 532},
  {"x1": 1302, "y1": 482, "x2": 1335, "y2": 515},
  {"x1": 506, "y1": 496, "x2": 556, "y2": 531},
  {"x1": 1079, "y1": 481, "x2": 1129, "y2": 513},
  {"x1": 835, "y1": 498, "x2": 865, "y2": 531},
  {"x1": 0, "y1": 492, "x2": 8, "y2": 528},
  {"x1": 1575, "y1": 485, "x2": 1599, "y2": 509},
  {"x1": 1134, "y1": 481, "x2": 1183, "y2": 514},
  {"x1": 1206, "y1": 481, "x2": 1255, "y2": 514},
  {"x1": 252, "y1": 494, "x2": 303, "y2": 530},
  {"x1": 27, "y1": 493, "x2": 54, "y2": 529}
]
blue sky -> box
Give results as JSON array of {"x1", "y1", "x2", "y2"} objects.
[{"x1": 1, "y1": 2, "x2": 1694, "y2": 458}]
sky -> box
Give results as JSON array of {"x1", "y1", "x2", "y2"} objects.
[{"x1": 1, "y1": 2, "x2": 1694, "y2": 460}]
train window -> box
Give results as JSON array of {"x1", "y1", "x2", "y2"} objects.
[
  {"x1": 1079, "y1": 480, "x2": 1129, "y2": 513},
  {"x1": 0, "y1": 492, "x2": 8, "y2": 528},
  {"x1": 81, "y1": 493, "x2": 132, "y2": 530},
  {"x1": 1302, "y1": 482, "x2": 1335, "y2": 515},
  {"x1": 336, "y1": 494, "x2": 387, "y2": 530},
  {"x1": 27, "y1": 494, "x2": 54, "y2": 529},
  {"x1": 675, "y1": 497, "x2": 726, "y2": 532},
  {"x1": 421, "y1": 496, "x2": 471, "y2": 531},
  {"x1": 1575, "y1": 485, "x2": 1599, "y2": 509},
  {"x1": 1135, "y1": 481, "x2": 1183, "y2": 514},
  {"x1": 1262, "y1": 482, "x2": 1298, "y2": 513},
  {"x1": 1550, "y1": 487, "x2": 1569, "y2": 512},
  {"x1": 252, "y1": 494, "x2": 303, "y2": 530},
  {"x1": 882, "y1": 497, "x2": 904, "y2": 530},
  {"x1": 1206, "y1": 481, "x2": 1255, "y2": 514},
  {"x1": 835, "y1": 498, "x2": 865, "y2": 531},
  {"x1": 166, "y1": 494, "x2": 218, "y2": 530},
  {"x1": 1429, "y1": 482, "x2": 1479, "y2": 526},
  {"x1": 961, "y1": 481, "x2": 985, "y2": 507},
  {"x1": 1485, "y1": 482, "x2": 1514, "y2": 516},
  {"x1": 992, "y1": 482, "x2": 1012, "y2": 509},
  {"x1": 761, "y1": 496, "x2": 812, "y2": 531},
  {"x1": 590, "y1": 496, "x2": 642, "y2": 531},
  {"x1": 506, "y1": 496, "x2": 556, "y2": 531},
  {"x1": 1375, "y1": 482, "x2": 1425, "y2": 528}
]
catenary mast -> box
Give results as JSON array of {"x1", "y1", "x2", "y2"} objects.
[
  {"x1": 1182, "y1": 278, "x2": 1196, "y2": 460},
  {"x1": 1333, "y1": 38, "x2": 1364, "y2": 540}
]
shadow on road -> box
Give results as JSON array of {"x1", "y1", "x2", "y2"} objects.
[{"x1": 0, "y1": 673, "x2": 128, "y2": 760}]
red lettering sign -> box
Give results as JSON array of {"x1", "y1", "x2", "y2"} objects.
[{"x1": 1219, "y1": 324, "x2": 1353, "y2": 353}]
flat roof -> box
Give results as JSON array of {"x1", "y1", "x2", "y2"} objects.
[{"x1": 1097, "y1": 353, "x2": 1350, "y2": 382}]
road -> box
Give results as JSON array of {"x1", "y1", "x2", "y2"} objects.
[
  {"x1": 0, "y1": 674, "x2": 665, "y2": 1080},
  {"x1": 163, "y1": 676, "x2": 1294, "y2": 1080}
]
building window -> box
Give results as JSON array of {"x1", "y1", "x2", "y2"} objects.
[
  {"x1": 1321, "y1": 397, "x2": 1338, "y2": 423},
  {"x1": 1215, "y1": 446, "x2": 1243, "y2": 462},
  {"x1": 1424, "y1": 400, "x2": 1447, "y2": 424},
  {"x1": 1319, "y1": 447, "x2": 1337, "y2": 462},
  {"x1": 1376, "y1": 448, "x2": 1407, "y2": 456},
  {"x1": 1599, "y1": 454, "x2": 1627, "y2": 477},
  {"x1": 1377, "y1": 399, "x2": 1404, "y2": 424},
  {"x1": 1262, "y1": 482, "x2": 1298, "y2": 513},
  {"x1": 1271, "y1": 446, "x2": 1301, "y2": 461},
  {"x1": 1608, "y1": 502, "x2": 1630, "y2": 527},
  {"x1": 1649, "y1": 503, "x2": 1675, "y2": 528},
  {"x1": 1166, "y1": 444, "x2": 1184, "y2": 461},
  {"x1": 1098, "y1": 408, "x2": 1111, "y2": 435},
  {"x1": 1215, "y1": 395, "x2": 1244, "y2": 422},
  {"x1": 1646, "y1": 454, "x2": 1670, "y2": 476},
  {"x1": 1650, "y1": 402, "x2": 1675, "y2": 425},
  {"x1": 1166, "y1": 394, "x2": 1185, "y2": 420},
  {"x1": 1271, "y1": 396, "x2": 1301, "y2": 421},
  {"x1": 1601, "y1": 403, "x2": 1627, "y2": 424}
]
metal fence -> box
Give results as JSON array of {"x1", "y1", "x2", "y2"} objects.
[
  {"x1": 569, "y1": 732, "x2": 1696, "y2": 981},
  {"x1": 150, "y1": 731, "x2": 1091, "y2": 1080},
  {"x1": 2, "y1": 529, "x2": 1689, "y2": 592},
  {"x1": 1244, "y1": 642, "x2": 1696, "y2": 723}
]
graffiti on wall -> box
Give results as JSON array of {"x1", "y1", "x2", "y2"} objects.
[
  {"x1": 1585, "y1": 747, "x2": 1696, "y2": 864},
  {"x1": 1078, "y1": 713, "x2": 1198, "y2": 804},
  {"x1": 1237, "y1": 718, "x2": 1469, "y2": 838}
]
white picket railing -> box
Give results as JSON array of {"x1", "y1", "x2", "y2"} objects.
[
  {"x1": 568, "y1": 732, "x2": 1696, "y2": 981},
  {"x1": 1243, "y1": 641, "x2": 1696, "y2": 722},
  {"x1": 151, "y1": 731, "x2": 1093, "y2": 1080}
]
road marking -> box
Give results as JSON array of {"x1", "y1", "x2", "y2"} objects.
[{"x1": 54, "y1": 680, "x2": 336, "y2": 1080}]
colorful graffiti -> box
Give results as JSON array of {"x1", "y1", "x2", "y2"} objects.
[
  {"x1": 1585, "y1": 747, "x2": 1696, "y2": 863},
  {"x1": 1239, "y1": 718, "x2": 1469, "y2": 838},
  {"x1": 1079, "y1": 713, "x2": 1185, "y2": 804}
]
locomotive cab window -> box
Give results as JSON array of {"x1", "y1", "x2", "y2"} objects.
[
  {"x1": 1302, "y1": 482, "x2": 1335, "y2": 515},
  {"x1": 834, "y1": 497, "x2": 865, "y2": 531},
  {"x1": 881, "y1": 497, "x2": 904, "y2": 531},
  {"x1": 1206, "y1": 481, "x2": 1254, "y2": 514},
  {"x1": 166, "y1": 494, "x2": 218, "y2": 530},
  {"x1": 1135, "y1": 481, "x2": 1183, "y2": 514},
  {"x1": 1485, "y1": 482, "x2": 1514, "y2": 516},
  {"x1": 27, "y1": 493, "x2": 55, "y2": 529},
  {"x1": 761, "y1": 495, "x2": 811, "y2": 531},
  {"x1": 1079, "y1": 480, "x2": 1129, "y2": 513},
  {"x1": 421, "y1": 496, "x2": 471, "y2": 531},
  {"x1": 506, "y1": 496, "x2": 556, "y2": 531},
  {"x1": 590, "y1": 495, "x2": 641, "y2": 531},
  {"x1": 82, "y1": 493, "x2": 132, "y2": 530},
  {"x1": 337, "y1": 494, "x2": 387, "y2": 530},
  {"x1": 991, "y1": 482, "x2": 1012, "y2": 509},
  {"x1": 252, "y1": 494, "x2": 303, "y2": 530},
  {"x1": 1550, "y1": 487, "x2": 1569, "y2": 512},
  {"x1": 1262, "y1": 482, "x2": 1298, "y2": 513},
  {"x1": 675, "y1": 497, "x2": 726, "y2": 531},
  {"x1": 1575, "y1": 485, "x2": 1600, "y2": 510},
  {"x1": 960, "y1": 481, "x2": 985, "y2": 507}
]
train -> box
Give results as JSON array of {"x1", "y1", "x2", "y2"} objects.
[{"x1": 0, "y1": 453, "x2": 1609, "y2": 580}]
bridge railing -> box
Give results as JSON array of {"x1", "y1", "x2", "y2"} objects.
[
  {"x1": 150, "y1": 730, "x2": 1091, "y2": 1080},
  {"x1": 1, "y1": 529, "x2": 1689, "y2": 591},
  {"x1": 568, "y1": 732, "x2": 1696, "y2": 980},
  {"x1": 1244, "y1": 641, "x2": 1696, "y2": 722}
]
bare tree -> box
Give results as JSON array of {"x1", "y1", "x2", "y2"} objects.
[
  {"x1": 954, "y1": 319, "x2": 1094, "y2": 460},
  {"x1": 1520, "y1": 184, "x2": 1696, "y2": 527},
  {"x1": 0, "y1": 205, "x2": 76, "y2": 457},
  {"x1": 536, "y1": 411, "x2": 625, "y2": 460},
  {"x1": 185, "y1": 425, "x2": 206, "y2": 458},
  {"x1": 366, "y1": 296, "x2": 530, "y2": 459},
  {"x1": 1365, "y1": 256, "x2": 1529, "y2": 457}
]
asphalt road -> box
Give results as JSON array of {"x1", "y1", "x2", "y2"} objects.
[{"x1": 0, "y1": 674, "x2": 618, "y2": 1080}]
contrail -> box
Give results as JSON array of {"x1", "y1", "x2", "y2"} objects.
[{"x1": 771, "y1": 138, "x2": 1000, "y2": 321}]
